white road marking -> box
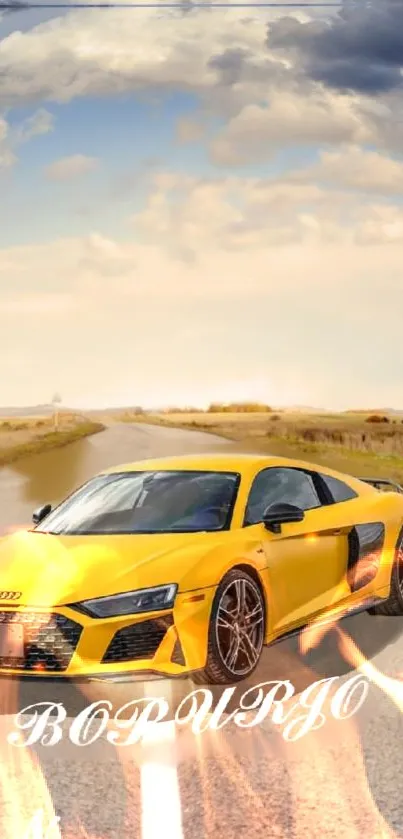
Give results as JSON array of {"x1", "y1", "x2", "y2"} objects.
[{"x1": 140, "y1": 683, "x2": 184, "y2": 839}]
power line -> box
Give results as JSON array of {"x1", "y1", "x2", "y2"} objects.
[{"x1": 0, "y1": 1, "x2": 358, "y2": 8}]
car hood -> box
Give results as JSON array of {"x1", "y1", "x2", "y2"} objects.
[{"x1": 0, "y1": 529, "x2": 226, "y2": 607}]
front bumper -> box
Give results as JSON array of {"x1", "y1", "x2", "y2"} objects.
[{"x1": 0, "y1": 588, "x2": 214, "y2": 679}]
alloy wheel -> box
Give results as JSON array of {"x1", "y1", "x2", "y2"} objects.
[{"x1": 214, "y1": 577, "x2": 265, "y2": 678}]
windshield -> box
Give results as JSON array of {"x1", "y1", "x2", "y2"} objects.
[{"x1": 35, "y1": 470, "x2": 240, "y2": 534}]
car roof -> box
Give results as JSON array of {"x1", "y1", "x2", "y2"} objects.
[
  {"x1": 102, "y1": 452, "x2": 272, "y2": 474},
  {"x1": 100, "y1": 453, "x2": 375, "y2": 493}
]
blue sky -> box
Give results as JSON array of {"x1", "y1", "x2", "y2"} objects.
[
  {"x1": 2, "y1": 86, "x2": 321, "y2": 247},
  {"x1": 1, "y1": 1, "x2": 403, "y2": 409},
  {"x1": 3, "y1": 92, "x2": 213, "y2": 244},
  {"x1": 0, "y1": 6, "x2": 67, "y2": 37}
]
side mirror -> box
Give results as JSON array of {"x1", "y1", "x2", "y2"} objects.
[
  {"x1": 32, "y1": 504, "x2": 52, "y2": 525},
  {"x1": 262, "y1": 502, "x2": 305, "y2": 534}
]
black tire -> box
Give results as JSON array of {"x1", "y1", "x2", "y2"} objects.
[
  {"x1": 369, "y1": 528, "x2": 403, "y2": 616},
  {"x1": 193, "y1": 568, "x2": 266, "y2": 685}
]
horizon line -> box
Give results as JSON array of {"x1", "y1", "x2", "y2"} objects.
[{"x1": 0, "y1": 403, "x2": 402, "y2": 414}]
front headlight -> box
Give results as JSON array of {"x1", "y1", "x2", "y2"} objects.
[{"x1": 69, "y1": 584, "x2": 178, "y2": 618}]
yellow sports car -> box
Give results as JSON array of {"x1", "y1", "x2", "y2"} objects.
[{"x1": 0, "y1": 453, "x2": 402, "y2": 684}]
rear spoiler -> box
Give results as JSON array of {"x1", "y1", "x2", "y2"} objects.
[{"x1": 359, "y1": 477, "x2": 403, "y2": 494}]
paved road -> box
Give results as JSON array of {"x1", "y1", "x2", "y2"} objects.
[{"x1": 1, "y1": 422, "x2": 403, "y2": 839}]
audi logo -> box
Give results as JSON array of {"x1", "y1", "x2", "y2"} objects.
[{"x1": 0, "y1": 591, "x2": 22, "y2": 601}]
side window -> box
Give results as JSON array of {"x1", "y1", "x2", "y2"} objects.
[
  {"x1": 244, "y1": 467, "x2": 321, "y2": 525},
  {"x1": 319, "y1": 474, "x2": 358, "y2": 503}
]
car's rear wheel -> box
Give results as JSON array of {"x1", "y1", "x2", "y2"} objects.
[
  {"x1": 193, "y1": 568, "x2": 266, "y2": 685},
  {"x1": 369, "y1": 528, "x2": 403, "y2": 616}
]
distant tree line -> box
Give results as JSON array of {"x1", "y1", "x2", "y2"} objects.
[
  {"x1": 161, "y1": 402, "x2": 273, "y2": 414},
  {"x1": 207, "y1": 402, "x2": 273, "y2": 413},
  {"x1": 161, "y1": 406, "x2": 203, "y2": 414}
]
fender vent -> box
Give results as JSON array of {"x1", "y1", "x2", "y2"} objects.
[{"x1": 348, "y1": 523, "x2": 385, "y2": 592}]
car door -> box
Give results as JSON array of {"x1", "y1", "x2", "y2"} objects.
[{"x1": 244, "y1": 466, "x2": 352, "y2": 634}]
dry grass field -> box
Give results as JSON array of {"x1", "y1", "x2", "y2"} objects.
[
  {"x1": 7, "y1": 402, "x2": 402, "y2": 480},
  {"x1": 0, "y1": 412, "x2": 105, "y2": 466},
  {"x1": 119, "y1": 408, "x2": 403, "y2": 483}
]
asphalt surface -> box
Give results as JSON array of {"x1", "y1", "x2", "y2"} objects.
[{"x1": 1, "y1": 422, "x2": 403, "y2": 839}]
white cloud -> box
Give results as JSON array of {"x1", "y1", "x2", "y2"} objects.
[
  {"x1": 300, "y1": 145, "x2": 403, "y2": 195},
  {"x1": 0, "y1": 108, "x2": 53, "y2": 169},
  {"x1": 16, "y1": 107, "x2": 54, "y2": 142},
  {"x1": 355, "y1": 205, "x2": 403, "y2": 245},
  {"x1": 0, "y1": 117, "x2": 16, "y2": 168},
  {"x1": 209, "y1": 89, "x2": 376, "y2": 165},
  {"x1": 0, "y1": 9, "x2": 273, "y2": 105},
  {"x1": 44, "y1": 153, "x2": 99, "y2": 180},
  {"x1": 77, "y1": 233, "x2": 137, "y2": 276},
  {"x1": 131, "y1": 169, "x2": 403, "y2": 255},
  {"x1": 0, "y1": 6, "x2": 343, "y2": 114}
]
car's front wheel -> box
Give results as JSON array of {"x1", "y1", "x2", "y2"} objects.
[{"x1": 194, "y1": 568, "x2": 266, "y2": 685}]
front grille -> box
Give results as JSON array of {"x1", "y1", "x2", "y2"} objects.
[
  {"x1": 0, "y1": 611, "x2": 83, "y2": 672},
  {"x1": 102, "y1": 615, "x2": 173, "y2": 664}
]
